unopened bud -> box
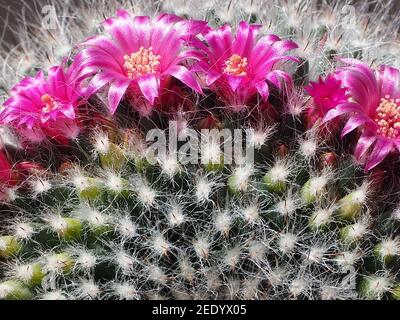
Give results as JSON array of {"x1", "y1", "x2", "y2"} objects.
[
  {"x1": 276, "y1": 144, "x2": 289, "y2": 158},
  {"x1": 320, "y1": 152, "x2": 337, "y2": 168}
]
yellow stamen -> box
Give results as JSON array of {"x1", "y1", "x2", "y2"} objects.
[
  {"x1": 223, "y1": 54, "x2": 248, "y2": 77},
  {"x1": 374, "y1": 95, "x2": 400, "y2": 139},
  {"x1": 41, "y1": 94, "x2": 60, "y2": 113},
  {"x1": 123, "y1": 47, "x2": 161, "y2": 79}
]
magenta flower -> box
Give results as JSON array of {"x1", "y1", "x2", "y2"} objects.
[
  {"x1": 0, "y1": 151, "x2": 13, "y2": 187},
  {"x1": 0, "y1": 57, "x2": 88, "y2": 144},
  {"x1": 324, "y1": 59, "x2": 400, "y2": 170},
  {"x1": 305, "y1": 74, "x2": 348, "y2": 126},
  {"x1": 80, "y1": 10, "x2": 207, "y2": 116},
  {"x1": 192, "y1": 21, "x2": 298, "y2": 111}
]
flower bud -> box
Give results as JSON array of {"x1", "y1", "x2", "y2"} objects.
[
  {"x1": 320, "y1": 152, "x2": 337, "y2": 169},
  {"x1": 197, "y1": 115, "x2": 221, "y2": 130},
  {"x1": 15, "y1": 161, "x2": 46, "y2": 179},
  {"x1": 276, "y1": 144, "x2": 289, "y2": 158}
]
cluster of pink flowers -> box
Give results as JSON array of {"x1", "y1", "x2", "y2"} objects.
[
  {"x1": 0, "y1": 10, "x2": 297, "y2": 141},
  {"x1": 1, "y1": 9, "x2": 400, "y2": 171},
  {"x1": 308, "y1": 59, "x2": 400, "y2": 170}
]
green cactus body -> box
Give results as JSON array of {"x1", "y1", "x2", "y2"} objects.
[
  {"x1": 77, "y1": 178, "x2": 103, "y2": 201},
  {"x1": 99, "y1": 143, "x2": 126, "y2": 170},
  {"x1": 58, "y1": 218, "x2": 84, "y2": 241},
  {"x1": 337, "y1": 192, "x2": 364, "y2": 221},
  {"x1": 263, "y1": 172, "x2": 287, "y2": 194},
  {"x1": 358, "y1": 276, "x2": 391, "y2": 299},
  {"x1": 0, "y1": 236, "x2": 22, "y2": 258},
  {"x1": 0, "y1": 281, "x2": 33, "y2": 300},
  {"x1": 391, "y1": 285, "x2": 400, "y2": 300}
]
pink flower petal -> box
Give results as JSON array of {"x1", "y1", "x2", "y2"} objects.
[
  {"x1": 354, "y1": 131, "x2": 377, "y2": 161},
  {"x1": 104, "y1": 9, "x2": 137, "y2": 54},
  {"x1": 174, "y1": 18, "x2": 209, "y2": 37},
  {"x1": 155, "y1": 13, "x2": 183, "y2": 25},
  {"x1": 266, "y1": 70, "x2": 293, "y2": 90},
  {"x1": 167, "y1": 65, "x2": 202, "y2": 93},
  {"x1": 379, "y1": 65, "x2": 400, "y2": 97},
  {"x1": 206, "y1": 71, "x2": 222, "y2": 86},
  {"x1": 365, "y1": 137, "x2": 394, "y2": 170},
  {"x1": 338, "y1": 70, "x2": 379, "y2": 114},
  {"x1": 205, "y1": 24, "x2": 233, "y2": 64},
  {"x1": 132, "y1": 16, "x2": 152, "y2": 48},
  {"x1": 80, "y1": 36, "x2": 125, "y2": 69},
  {"x1": 341, "y1": 114, "x2": 373, "y2": 137},
  {"x1": 137, "y1": 74, "x2": 160, "y2": 106},
  {"x1": 0, "y1": 151, "x2": 12, "y2": 184},
  {"x1": 108, "y1": 79, "x2": 131, "y2": 114},
  {"x1": 86, "y1": 71, "x2": 121, "y2": 98},
  {"x1": 257, "y1": 34, "x2": 281, "y2": 46},
  {"x1": 18, "y1": 126, "x2": 45, "y2": 143},
  {"x1": 272, "y1": 39, "x2": 299, "y2": 54},
  {"x1": 227, "y1": 75, "x2": 243, "y2": 92},
  {"x1": 322, "y1": 102, "x2": 361, "y2": 123},
  {"x1": 60, "y1": 104, "x2": 76, "y2": 119},
  {"x1": 47, "y1": 66, "x2": 69, "y2": 101},
  {"x1": 233, "y1": 21, "x2": 262, "y2": 58},
  {"x1": 255, "y1": 81, "x2": 270, "y2": 100}
]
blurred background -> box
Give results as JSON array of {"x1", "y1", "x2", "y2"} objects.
[{"x1": 0, "y1": 0, "x2": 399, "y2": 45}]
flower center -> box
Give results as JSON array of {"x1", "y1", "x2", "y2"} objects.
[
  {"x1": 374, "y1": 95, "x2": 400, "y2": 139},
  {"x1": 123, "y1": 47, "x2": 161, "y2": 79},
  {"x1": 41, "y1": 94, "x2": 61, "y2": 113},
  {"x1": 223, "y1": 54, "x2": 248, "y2": 76}
]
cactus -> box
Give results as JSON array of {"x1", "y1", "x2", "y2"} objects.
[{"x1": 0, "y1": 0, "x2": 400, "y2": 300}]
